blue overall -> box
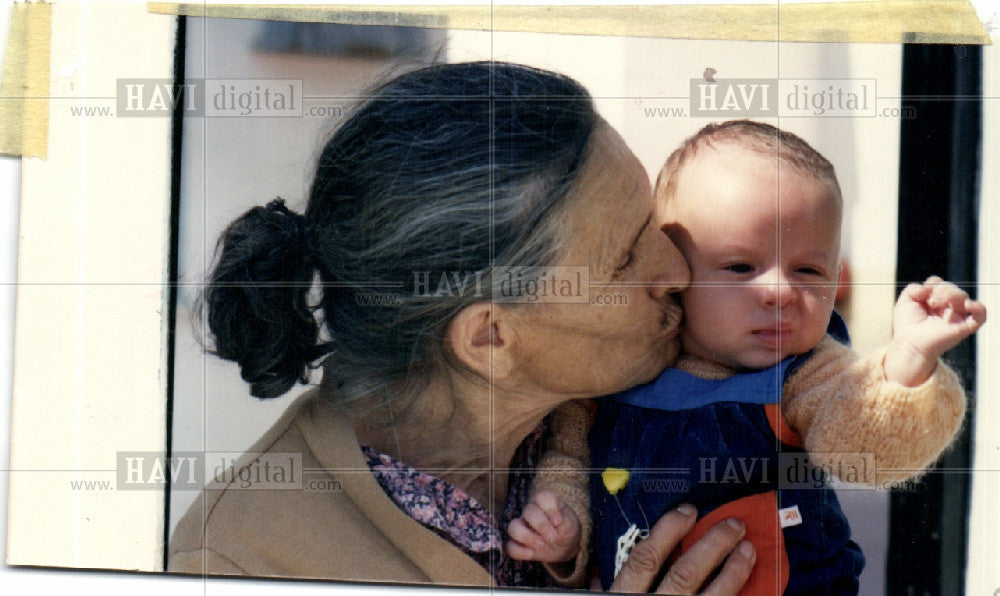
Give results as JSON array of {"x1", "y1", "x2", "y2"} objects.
[{"x1": 589, "y1": 313, "x2": 864, "y2": 594}]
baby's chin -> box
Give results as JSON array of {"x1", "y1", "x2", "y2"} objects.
[{"x1": 733, "y1": 347, "x2": 813, "y2": 371}]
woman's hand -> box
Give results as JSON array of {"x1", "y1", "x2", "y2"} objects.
[{"x1": 607, "y1": 504, "x2": 755, "y2": 594}]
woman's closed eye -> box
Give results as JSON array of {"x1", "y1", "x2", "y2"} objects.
[{"x1": 614, "y1": 250, "x2": 635, "y2": 274}]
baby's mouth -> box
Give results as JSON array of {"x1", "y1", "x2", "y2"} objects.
[{"x1": 752, "y1": 328, "x2": 792, "y2": 347}]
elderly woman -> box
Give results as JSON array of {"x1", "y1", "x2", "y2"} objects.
[{"x1": 169, "y1": 62, "x2": 754, "y2": 593}]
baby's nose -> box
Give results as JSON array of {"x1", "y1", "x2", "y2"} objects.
[{"x1": 757, "y1": 270, "x2": 796, "y2": 307}]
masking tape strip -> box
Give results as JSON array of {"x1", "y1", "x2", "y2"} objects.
[
  {"x1": 0, "y1": 1, "x2": 51, "y2": 158},
  {"x1": 147, "y1": 1, "x2": 991, "y2": 45}
]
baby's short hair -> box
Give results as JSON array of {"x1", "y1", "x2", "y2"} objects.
[{"x1": 655, "y1": 119, "x2": 842, "y2": 204}]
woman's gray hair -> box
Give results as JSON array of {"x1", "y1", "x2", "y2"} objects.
[{"x1": 203, "y1": 61, "x2": 598, "y2": 409}]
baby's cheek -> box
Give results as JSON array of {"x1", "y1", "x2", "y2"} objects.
[
  {"x1": 678, "y1": 323, "x2": 704, "y2": 352},
  {"x1": 804, "y1": 304, "x2": 836, "y2": 344},
  {"x1": 678, "y1": 283, "x2": 703, "y2": 311}
]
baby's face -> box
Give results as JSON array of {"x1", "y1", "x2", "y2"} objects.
[{"x1": 658, "y1": 143, "x2": 841, "y2": 370}]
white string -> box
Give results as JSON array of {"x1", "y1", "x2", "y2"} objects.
[{"x1": 613, "y1": 524, "x2": 645, "y2": 579}]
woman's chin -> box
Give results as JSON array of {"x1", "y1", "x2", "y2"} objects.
[
  {"x1": 630, "y1": 338, "x2": 680, "y2": 387},
  {"x1": 662, "y1": 338, "x2": 682, "y2": 368}
]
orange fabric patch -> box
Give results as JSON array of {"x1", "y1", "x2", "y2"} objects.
[
  {"x1": 765, "y1": 403, "x2": 803, "y2": 448},
  {"x1": 679, "y1": 491, "x2": 789, "y2": 596}
]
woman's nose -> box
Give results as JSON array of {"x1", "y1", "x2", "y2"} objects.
[
  {"x1": 757, "y1": 269, "x2": 796, "y2": 308},
  {"x1": 648, "y1": 232, "x2": 691, "y2": 301}
]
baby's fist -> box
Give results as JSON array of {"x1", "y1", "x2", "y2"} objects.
[
  {"x1": 886, "y1": 276, "x2": 986, "y2": 386},
  {"x1": 506, "y1": 490, "x2": 581, "y2": 563}
]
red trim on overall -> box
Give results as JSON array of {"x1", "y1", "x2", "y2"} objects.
[
  {"x1": 765, "y1": 403, "x2": 804, "y2": 448},
  {"x1": 679, "y1": 491, "x2": 789, "y2": 595}
]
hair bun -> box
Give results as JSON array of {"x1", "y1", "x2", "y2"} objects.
[
  {"x1": 264, "y1": 197, "x2": 305, "y2": 243},
  {"x1": 204, "y1": 198, "x2": 328, "y2": 399}
]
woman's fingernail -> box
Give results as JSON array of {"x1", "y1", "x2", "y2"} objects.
[
  {"x1": 738, "y1": 541, "x2": 755, "y2": 558},
  {"x1": 676, "y1": 503, "x2": 696, "y2": 516},
  {"x1": 726, "y1": 518, "x2": 744, "y2": 532}
]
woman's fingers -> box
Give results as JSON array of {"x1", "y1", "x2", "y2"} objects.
[
  {"x1": 608, "y1": 504, "x2": 697, "y2": 593},
  {"x1": 609, "y1": 506, "x2": 753, "y2": 594},
  {"x1": 657, "y1": 518, "x2": 748, "y2": 594},
  {"x1": 700, "y1": 540, "x2": 756, "y2": 595}
]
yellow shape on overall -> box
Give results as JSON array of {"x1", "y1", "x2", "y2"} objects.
[{"x1": 602, "y1": 468, "x2": 630, "y2": 496}]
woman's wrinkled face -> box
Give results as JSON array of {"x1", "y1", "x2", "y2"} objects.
[{"x1": 507, "y1": 122, "x2": 690, "y2": 399}]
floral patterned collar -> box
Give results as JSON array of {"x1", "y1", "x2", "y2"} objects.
[{"x1": 360, "y1": 419, "x2": 553, "y2": 588}]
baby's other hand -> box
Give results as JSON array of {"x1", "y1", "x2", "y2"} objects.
[
  {"x1": 885, "y1": 276, "x2": 986, "y2": 386},
  {"x1": 506, "y1": 489, "x2": 581, "y2": 563}
]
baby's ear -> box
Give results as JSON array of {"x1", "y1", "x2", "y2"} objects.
[
  {"x1": 835, "y1": 257, "x2": 851, "y2": 304},
  {"x1": 447, "y1": 303, "x2": 514, "y2": 381}
]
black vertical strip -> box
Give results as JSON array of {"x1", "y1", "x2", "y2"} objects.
[
  {"x1": 889, "y1": 44, "x2": 981, "y2": 596},
  {"x1": 163, "y1": 14, "x2": 186, "y2": 572}
]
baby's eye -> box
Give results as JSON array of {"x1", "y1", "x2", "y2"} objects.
[
  {"x1": 796, "y1": 266, "x2": 825, "y2": 276},
  {"x1": 725, "y1": 263, "x2": 753, "y2": 274}
]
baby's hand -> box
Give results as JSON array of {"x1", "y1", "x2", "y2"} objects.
[
  {"x1": 506, "y1": 489, "x2": 581, "y2": 563},
  {"x1": 884, "y1": 276, "x2": 986, "y2": 386}
]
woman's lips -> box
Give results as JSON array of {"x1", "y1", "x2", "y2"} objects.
[
  {"x1": 659, "y1": 326, "x2": 680, "y2": 342},
  {"x1": 658, "y1": 300, "x2": 683, "y2": 340}
]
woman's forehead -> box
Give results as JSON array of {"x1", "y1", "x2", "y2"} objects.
[
  {"x1": 560, "y1": 122, "x2": 651, "y2": 264},
  {"x1": 573, "y1": 121, "x2": 648, "y2": 200}
]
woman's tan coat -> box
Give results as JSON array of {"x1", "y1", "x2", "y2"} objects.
[{"x1": 168, "y1": 391, "x2": 495, "y2": 586}]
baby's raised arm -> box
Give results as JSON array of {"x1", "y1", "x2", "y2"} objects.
[{"x1": 783, "y1": 277, "x2": 985, "y2": 485}]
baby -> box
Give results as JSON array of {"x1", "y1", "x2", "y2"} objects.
[{"x1": 506, "y1": 120, "x2": 986, "y2": 593}]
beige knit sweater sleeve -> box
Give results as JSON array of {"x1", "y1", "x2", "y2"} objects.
[
  {"x1": 782, "y1": 336, "x2": 967, "y2": 485},
  {"x1": 530, "y1": 398, "x2": 595, "y2": 588}
]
